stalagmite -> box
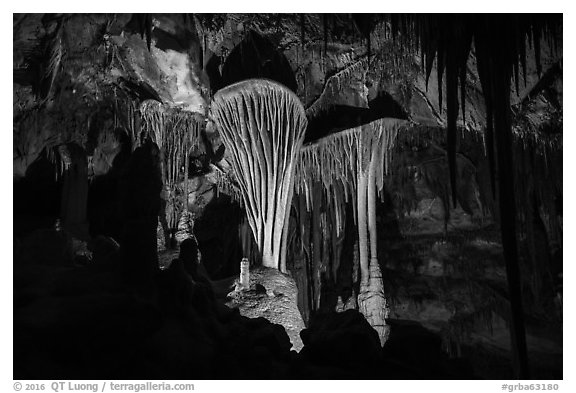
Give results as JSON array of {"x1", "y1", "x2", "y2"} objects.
[
  {"x1": 240, "y1": 258, "x2": 250, "y2": 289},
  {"x1": 210, "y1": 79, "x2": 307, "y2": 271}
]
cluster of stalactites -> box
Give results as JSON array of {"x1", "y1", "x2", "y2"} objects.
[
  {"x1": 111, "y1": 97, "x2": 140, "y2": 150},
  {"x1": 513, "y1": 132, "x2": 562, "y2": 248},
  {"x1": 375, "y1": 14, "x2": 561, "y2": 109},
  {"x1": 512, "y1": 126, "x2": 562, "y2": 156},
  {"x1": 214, "y1": 167, "x2": 244, "y2": 207},
  {"x1": 375, "y1": 14, "x2": 562, "y2": 208},
  {"x1": 294, "y1": 117, "x2": 407, "y2": 236},
  {"x1": 140, "y1": 100, "x2": 204, "y2": 188},
  {"x1": 13, "y1": 107, "x2": 90, "y2": 179}
]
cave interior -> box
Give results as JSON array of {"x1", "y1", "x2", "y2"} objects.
[{"x1": 13, "y1": 13, "x2": 563, "y2": 380}]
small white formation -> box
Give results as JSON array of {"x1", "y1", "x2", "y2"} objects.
[{"x1": 239, "y1": 258, "x2": 250, "y2": 290}]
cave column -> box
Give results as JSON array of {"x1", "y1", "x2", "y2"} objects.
[
  {"x1": 358, "y1": 139, "x2": 389, "y2": 345},
  {"x1": 367, "y1": 142, "x2": 378, "y2": 269},
  {"x1": 356, "y1": 169, "x2": 370, "y2": 288},
  {"x1": 358, "y1": 141, "x2": 390, "y2": 346}
]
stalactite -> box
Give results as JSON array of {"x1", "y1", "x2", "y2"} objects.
[
  {"x1": 533, "y1": 23, "x2": 542, "y2": 78},
  {"x1": 475, "y1": 36, "x2": 498, "y2": 200},
  {"x1": 300, "y1": 14, "x2": 305, "y2": 51},
  {"x1": 44, "y1": 20, "x2": 65, "y2": 100},
  {"x1": 478, "y1": 17, "x2": 530, "y2": 378},
  {"x1": 214, "y1": 167, "x2": 244, "y2": 206},
  {"x1": 329, "y1": 196, "x2": 343, "y2": 280},
  {"x1": 366, "y1": 31, "x2": 371, "y2": 64},
  {"x1": 184, "y1": 147, "x2": 189, "y2": 214},
  {"x1": 446, "y1": 41, "x2": 459, "y2": 208},
  {"x1": 312, "y1": 181, "x2": 323, "y2": 310},
  {"x1": 135, "y1": 14, "x2": 153, "y2": 51},
  {"x1": 210, "y1": 79, "x2": 307, "y2": 271},
  {"x1": 436, "y1": 29, "x2": 445, "y2": 114},
  {"x1": 458, "y1": 31, "x2": 472, "y2": 125},
  {"x1": 14, "y1": 110, "x2": 58, "y2": 178},
  {"x1": 322, "y1": 16, "x2": 329, "y2": 54}
]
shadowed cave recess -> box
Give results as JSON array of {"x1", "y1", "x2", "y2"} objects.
[{"x1": 13, "y1": 13, "x2": 562, "y2": 380}]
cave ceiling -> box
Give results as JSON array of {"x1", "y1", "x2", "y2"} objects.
[{"x1": 13, "y1": 13, "x2": 562, "y2": 176}]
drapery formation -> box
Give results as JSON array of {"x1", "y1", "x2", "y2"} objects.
[
  {"x1": 140, "y1": 100, "x2": 204, "y2": 189},
  {"x1": 294, "y1": 117, "x2": 407, "y2": 345},
  {"x1": 210, "y1": 79, "x2": 307, "y2": 271}
]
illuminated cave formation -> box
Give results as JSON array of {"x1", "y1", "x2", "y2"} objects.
[
  {"x1": 210, "y1": 79, "x2": 307, "y2": 272},
  {"x1": 13, "y1": 13, "x2": 562, "y2": 380}
]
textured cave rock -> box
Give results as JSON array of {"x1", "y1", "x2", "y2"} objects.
[
  {"x1": 226, "y1": 267, "x2": 306, "y2": 352},
  {"x1": 111, "y1": 14, "x2": 207, "y2": 113},
  {"x1": 298, "y1": 309, "x2": 382, "y2": 378},
  {"x1": 220, "y1": 30, "x2": 298, "y2": 92},
  {"x1": 14, "y1": 252, "x2": 294, "y2": 379}
]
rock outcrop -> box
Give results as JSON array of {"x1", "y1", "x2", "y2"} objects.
[{"x1": 226, "y1": 267, "x2": 306, "y2": 352}]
